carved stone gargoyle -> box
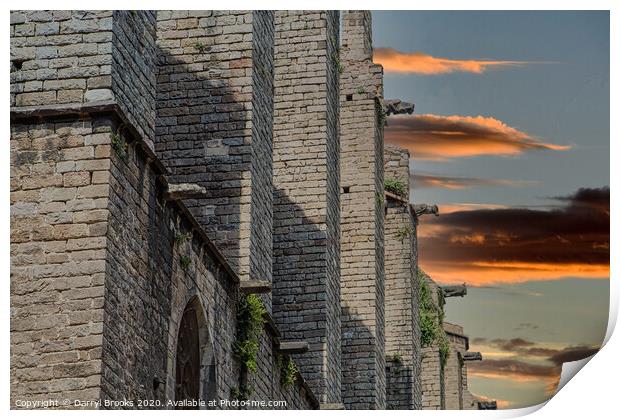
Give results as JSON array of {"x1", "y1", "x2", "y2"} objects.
[
  {"x1": 412, "y1": 204, "x2": 439, "y2": 218},
  {"x1": 381, "y1": 99, "x2": 415, "y2": 116},
  {"x1": 463, "y1": 351, "x2": 482, "y2": 362},
  {"x1": 477, "y1": 401, "x2": 497, "y2": 410},
  {"x1": 440, "y1": 283, "x2": 467, "y2": 298}
]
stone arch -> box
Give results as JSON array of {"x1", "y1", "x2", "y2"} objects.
[{"x1": 172, "y1": 295, "x2": 217, "y2": 408}]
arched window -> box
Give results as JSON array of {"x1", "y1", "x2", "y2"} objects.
[{"x1": 174, "y1": 297, "x2": 216, "y2": 408}]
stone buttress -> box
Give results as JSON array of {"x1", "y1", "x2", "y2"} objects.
[
  {"x1": 339, "y1": 10, "x2": 386, "y2": 409},
  {"x1": 156, "y1": 11, "x2": 275, "y2": 294},
  {"x1": 271, "y1": 10, "x2": 342, "y2": 406},
  {"x1": 383, "y1": 145, "x2": 422, "y2": 409}
]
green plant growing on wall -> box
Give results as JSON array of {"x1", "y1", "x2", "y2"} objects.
[
  {"x1": 333, "y1": 54, "x2": 344, "y2": 74},
  {"x1": 174, "y1": 231, "x2": 189, "y2": 245},
  {"x1": 194, "y1": 42, "x2": 207, "y2": 53},
  {"x1": 438, "y1": 333, "x2": 451, "y2": 369},
  {"x1": 110, "y1": 131, "x2": 128, "y2": 162},
  {"x1": 356, "y1": 86, "x2": 365, "y2": 95},
  {"x1": 378, "y1": 106, "x2": 387, "y2": 128},
  {"x1": 230, "y1": 384, "x2": 253, "y2": 401},
  {"x1": 391, "y1": 352, "x2": 402, "y2": 364},
  {"x1": 279, "y1": 355, "x2": 299, "y2": 388},
  {"x1": 376, "y1": 192, "x2": 385, "y2": 207},
  {"x1": 234, "y1": 294, "x2": 266, "y2": 373},
  {"x1": 395, "y1": 224, "x2": 412, "y2": 241},
  {"x1": 179, "y1": 255, "x2": 191, "y2": 270},
  {"x1": 418, "y1": 271, "x2": 450, "y2": 367},
  {"x1": 385, "y1": 178, "x2": 407, "y2": 197}
]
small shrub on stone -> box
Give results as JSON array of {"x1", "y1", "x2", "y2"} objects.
[
  {"x1": 279, "y1": 355, "x2": 299, "y2": 388},
  {"x1": 179, "y1": 255, "x2": 191, "y2": 270},
  {"x1": 234, "y1": 294, "x2": 266, "y2": 373},
  {"x1": 385, "y1": 178, "x2": 407, "y2": 197},
  {"x1": 419, "y1": 271, "x2": 450, "y2": 366},
  {"x1": 175, "y1": 231, "x2": 189, "y2": 245},
  {"x1": 194, "y1": 42, "x2": 207, "y2": 53},
  {"x1": 395, "y1": 225, "x2": 412, "y2": 241},
  {"x1": 110, "y1": 132, "x2": 128, "y2": 162}
]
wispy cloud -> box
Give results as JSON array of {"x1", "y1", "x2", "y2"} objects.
[
  {"x1": 468, "y1": 341, "x2": 599, "y2": 403},
  {"x1": 418, "y1": 187, "x2": 609, "y2": 286},
  {"x1": 385, "y1": 114, "x2": 570, "y2": 161},
  {"x1": 374, "y1": 48, "x2": 531, "y2": 75},
  {"x1": 412, "y1": 173, "x2": 533, "y2": 190}
]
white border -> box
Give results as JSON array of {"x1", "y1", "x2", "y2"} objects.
[{"x1": 3, "y1": 1, "x2": 616, "y2": 418}]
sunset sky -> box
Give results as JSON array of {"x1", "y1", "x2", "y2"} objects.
[{"x1": 373, "y1": 11, "x2": 610, "y2": 408}]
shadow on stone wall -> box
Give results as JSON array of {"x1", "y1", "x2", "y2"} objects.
[
  {"x1": 155, "y1": 46, "x2": 250, "y2": 278},
  {"x1": 271, "y1": 187, "x2": 340, "y2": 404}
]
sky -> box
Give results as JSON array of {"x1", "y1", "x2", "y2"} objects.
[{"x1": 372, "y1": 11, "x2": 610, "y2": 409}]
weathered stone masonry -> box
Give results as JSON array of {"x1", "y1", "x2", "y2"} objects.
[
  {"x1": 271, "y1": 11, "x2": 342, "y2": 405},
  {"x1": 156, "y1": 11, "x2": 275, "y2": 294},
  {"x1": 383, "y1": 145, "x2": 421, "y2": 410},
  {"x1": 10, "y1": 10, "x2": 317, "y2": 409},
  {"x1": 339, "y1": 11, "x2": 386, "y2": 410},
  {"x1": 10, "y1": 9, "x2": 485, "y2": 410}
]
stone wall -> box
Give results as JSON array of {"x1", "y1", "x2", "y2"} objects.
[
  {"x1": 155, "y1": 11, "x2": 275, "y2": 292},
  {"x1": 10, "y1": 117, "x2": 111, "y2": 406},
  {"x1": 271, "y1": 11, "x2": 341, "y2": 405},
  {"x1": 420, "y1": 272, "x2": 445, "y2": 410},
  {"x1": 11, "y1": 10, "x2": 114, "y2": 109},
  {"x1": 10, "y1": 10, "x2": 317, "y2": 409},
  {"x1": 10, "y1": 8, "x2": 479, "y2": 411},
  {"x1": 339, "y1": 10, "x2": 386, "y2": 410},
  {"x1": 420, "y1": 346, "x2": 443, "y2": 410},
  {"x1": 443, "y1": 322, "x2": 467, "y2": 410},
  {"x1": 383, "y1": 145, "x2": 421, "y2": 409},
  {"x1": 10, "y1": 10, "x2": 158, "y2": 149}
]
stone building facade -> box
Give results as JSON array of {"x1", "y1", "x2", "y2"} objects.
[
  {"x1": 339, "y1": 11, "x2": 386, "y2": 410},
  {"x1": 271, "y1": 11, "x2": 342, "y2": 405},
  {"x1": 383, "y1": 145, "x2": 421, "y2": 410},
  {"x1": 10, "y1": 9, "x2": 483, "y2": 410}
]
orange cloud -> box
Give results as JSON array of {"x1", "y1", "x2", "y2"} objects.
[
  {"x1": 413, "y1": 173, "x2": 533, "y2": 190},
  {"x1": 417, "y1": 188, "x2": 609, "y2": 286},
  {"x1": 374, "y1": 47, "x2": 530, "y2": 75},
  {"x1": 421, "y1": 261, "x2": 609, "y2": 287},
  {"x1": 437, "y1": 203, "x2": 509, "y2": 214},
  {"x1": 386, "y1": 114, "x2": 570, "y2": 160}
]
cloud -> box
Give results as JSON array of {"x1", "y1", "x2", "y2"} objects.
[
  {"x1": 385, "y1": 114, "x2": 571, "y2": 160},
  {"x1": 412, "y1": 173, "x2": 532, "y2": 190},
  {"x1": 418, "y1": 187, "x2": 609, "y2": 286},
  {"x1": 469, "y1": 358, "x2": 560, "y2": 380},
  {"x1": 548, "y1": 346, "x2": 599, "y2": 365},
  {"x1": 374, "y1": 48, "x2": 530, "y2": 75},
  {"x1": 437, "y1": 203, "x2": 509, "y2": 214},
  {"x1": 468, "y1": 338, "x2": 600, "y2": 405}
]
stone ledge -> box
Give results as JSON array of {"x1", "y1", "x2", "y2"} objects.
[
  {"x1": 320, "y1": 402, "x2": 345, "y2": 410},
  {"x1": 164, "y1": 183, "x2": 208, "y2": 201},
  {"x1": 277, "y1": 340, "x2": 309, "y2": 354},
  {"x1": 239, "y1": 280, "x2": 271, "y2": 294},
  {"x1": 385, "y1": 190, "x2": 408, "y2": 204}
]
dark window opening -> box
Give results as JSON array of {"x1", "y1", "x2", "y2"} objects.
[
  {"x1": 175, "y1": 306, "x2": 200, "y2": 406},
  {"x1": 11, "y1": 59, "x2": 24, "y2": 72},
  {"x1": 346, "y1": 94, "x2": 353, "y2": 101},
  {"x1": 343, "y1": 186, "x2": 350, "y2": 193}
]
